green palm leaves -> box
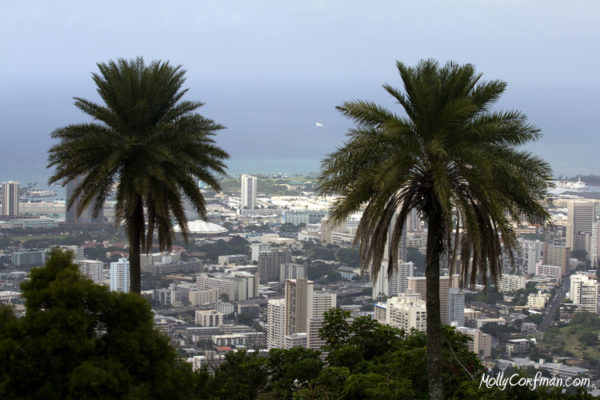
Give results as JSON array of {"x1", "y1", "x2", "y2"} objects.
[
  {"x1": 319, "y1": 59, "x2": 550, "y2": 286},
  {"x1": 319, "y1": 59, "x2": 551, "y2": 399},
  {"x1": 48, "y1": 58, "x2": 228, "y2": 292}
]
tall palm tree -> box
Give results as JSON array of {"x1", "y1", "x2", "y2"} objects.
[
  {"x1": 48, "y1": 58, "x2": 228, "y2": 294},
  {"x1": 318, "y1": 59, "x2": 551, "y2": 399}
]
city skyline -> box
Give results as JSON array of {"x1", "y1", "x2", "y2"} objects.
[{"x1": 1, "y1": 1, "x2": 600, "y2": 185}]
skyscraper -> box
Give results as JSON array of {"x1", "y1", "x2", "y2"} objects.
[
  {"x1": 1, "y1": 181, "x2": 19, "y2": 216},
  {"x1": 110, "y1": 258, "x2": 130, "y2": 293},
  {"x1": 372, "y1": 261, "x2": 414, "y2": 299},
  {"x1": 448, "y1": 288, "x2": 465, "y2": 326},
  {"x1": 566, "y1": 200, "x2": 597, "y2": 251},
  {"x1": 65, "y1": 176, "x2": 104, "y2": 224},
  {"x1": 285, "y1": 278, "x2": 314, "y2": 335},
  {"x1": 258, "y1": 247, "x2": 291, "y2": 283},
  {"x1": 267, "y1": 298, "x2": 286, "y2": 349},
  {"x1": 240, "y1": 174, "x2": 257, "y2": 209}
]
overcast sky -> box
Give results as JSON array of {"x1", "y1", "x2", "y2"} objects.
[{"x1": 1, "y1": 0, "x2": 599, "y2": 183}]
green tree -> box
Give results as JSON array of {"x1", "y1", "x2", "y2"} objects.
[
  {"x1": 48, "y1": 58, "x2": 228, "y2": 293},
  {"x1": 0, "y1": 249, "x2": 195, "y2": 399},
  {"x1": 318, "y1": 59, "x2": 551, "y2": 399}
]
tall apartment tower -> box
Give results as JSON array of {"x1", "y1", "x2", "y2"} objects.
[
  {"x1": 307, "y1": 292, "x2": 336, "y2": 350},
  {"x1": 65, "y1": 176, "x2": 104, "y2": 224},
  {"x1": 285, "y1": 278, "x2": 314, "y2": 335},
  {"x1": 110, "y1": 258, "x2": 130, "y2": 293},
  {"x1": 373, "y1": 261, "x2": 414, "y2": 299},
  {"x1": 518, "y1": 238, "x2": 543, "y2": 275},
  {"x1": 543, "y1": 244, "x2": 571, "y2": 276},
  {"x1": 407, "y1": 274, "x2": 459, "y2": 325},
  {"x1": 590, "y1": 222, "x2": 600, "y2": 267},
  {"x1": 1, "y1": 181, "x2": 19, "y2": 216},
  {"x1": 267, "y1": 298, "x2": 287, "y2": 349},
  {"x1": 258, "y1": 247, "x2": 291, "y2": 283},
  {"x1": 566, "y1": 200, "x2": 597, "y2": 251},
  {"x1": 448, "y1": 288, "x2": 465, "y2": 326},
  {"x1": 240, "y1": 174, "x2": 257, "y2": 209},
  {"x1": 569, "y1": 274, "x2": 599, "y2": 314}
]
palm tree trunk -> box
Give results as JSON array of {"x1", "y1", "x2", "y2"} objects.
[
  {"x1": 128, "y1": 199, "x2": 143, "y2": 294},
  {"x1": 426, "y1": 210, "x2": 444, "y2": 400}
]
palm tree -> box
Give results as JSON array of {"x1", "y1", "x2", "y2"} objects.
[
  {"x1": 48, "y1": 58, "x2": 228, "y2": 293},
  {"x1": 318, "y1": 59, "x2": 551, "y2": 399}
]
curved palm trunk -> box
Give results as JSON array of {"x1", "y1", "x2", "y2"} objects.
[
  {"x1": 425, "y1": 211, "x2": 444, "y2": 399},
  {"x1": 128, "y1": 199, "x2": 144, "y2": 294}
]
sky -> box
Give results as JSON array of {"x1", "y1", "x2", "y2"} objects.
[{"x1": 1, "y1": 0, "x2": 599, "y2": 186}]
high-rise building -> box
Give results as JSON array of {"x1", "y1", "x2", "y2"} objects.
[
  {"x1": 110, "y1": 258, "x2": 130, "y2": 293},
  {"x1": 543, "y1": 244, "x2": 570, "y2": 276},
  {"x1": 566, "y1": 200, "x2": 597, "y2": 251},
  {"x1": 267, "y1": 298, "x2": 286, "y2": 349},
  {"x1": 591, "y1": 222, "x2": 600, "y2": 267},
  {"x1": 258, "y1": 247, "x2": 291, "y2": 283},
  {"x1": 456, "y1": 327, "x2": 492, "y2": 358},
  {"x1": 518, "y1": 238, "x2": 543, "y2": 275},
  {"x1": 250, "y1": 243, "x2": 271, "y2": 262},
  {"x1": 285, "y1": 278, "x2": 314, "y2": 335},
  {"x1": 407, "y1": 208, "x2": 423, "y2": 232},
  {"x1": 372, "y1": 261, "x2": 414, "y2": 299},
  {"x1": 569, "y1": 273, "x2": 599, "y2": 314},
  {"x1": 306, "y1": 292, "x2": 336, "y2": 350},
  {"x1": 284, "y1": 333, "x2": 307, "y2": 349},
  {"x1": 385, "y1": 293, "x2": 427, "y2": 332},
  {"x1": 448, "y1": 288, "x2": 465, "y2": 326},
  {"x1": 383, "y1": 212, "x2": 407, "y2": 263},
  {"x1": 1, "y1": 181, "x2": 19, "y2": 216},
  {"x1": 76, "y1": 259, "x2": 104, "y2": 284},
  {"x1": 241, "y1": 174, "x2": 257, "y2": 210},
  {"x1": 65, "y1": 176, "x2": 104, "y2": 224},
  {"x1": 407, "y1": 274, "x2": 458, "y2": 325},
  {"x1": 280, "y1": 263, "x2": 306, "y2": 282}
]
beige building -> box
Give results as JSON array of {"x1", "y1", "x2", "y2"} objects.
[
  {"x1": 499, "y1": 274, "x2": 526, "y2": 293},
  {"x1": 543, "y1": 244, "x2": 570, "y2": 276},
  {"x1": 527, "y1": 290, "x2": 549, "y2": 310},
  {"x1": 385, "y1": 293, "x2": 427, "y2": 332},
  {"x1": 456, "y1": 327, "x2": 492, "y2": 358},
  {"x1": 285, "y1": 278, "x2": 314, "y2": 334},
  {"x1": 189, "y1": 288, "x2": 218, "y2": 306},
  {"x1": 407, "y1": 274, "x2": 459, "y2": 324},
  {"x1": 195, "y1": 310, "x2": 224, "y2": 327}
]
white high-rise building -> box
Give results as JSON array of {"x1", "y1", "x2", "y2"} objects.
[
  {"x1": 518, "y1": 238, "x2": 543, "y2": 275},
  {"x1": 110, "y1": 258, "x2": 130, "y2": 293},
  {"x1": 569, "y1": 273, "x2": 599, "y2": 314},
  {"x1": 1, "y1": 181, "x2": 19, "y2": 216},
  {"x1": 76, "y1": 259, "x2": 104, "y2": 284},
  {"x1": 267, "y1": 298, "x2": 287, "y2": 349},
  {"x1": 241, "y1": 174, "x2": 257, "y2": 210},
  {"x1": 373, "y1": 261, "x2": 414, "y2": 299}
]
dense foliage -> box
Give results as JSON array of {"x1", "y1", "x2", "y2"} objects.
[{"x1": 0, "y1": 249, "x2": 196, "y2": 399}]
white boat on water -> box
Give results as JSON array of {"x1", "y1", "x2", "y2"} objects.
[{"x1": 550, "y1": 178, "x2": 588, "y2": 194}]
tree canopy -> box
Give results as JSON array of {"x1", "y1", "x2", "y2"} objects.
[{"x1": 0, "y1": 249, "x2": 196, "y2": 399}]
